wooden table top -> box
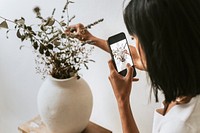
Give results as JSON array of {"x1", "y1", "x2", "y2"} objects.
[{"x1": 18, "y1": 115, "x2": 112, "y2": 133}]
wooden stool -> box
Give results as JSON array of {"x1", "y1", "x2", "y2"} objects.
[{"x1": 18, "y1": 116, "x2": 112, "y2": 133}]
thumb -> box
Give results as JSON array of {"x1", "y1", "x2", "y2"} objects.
[
  {"x1": 126, "y1": 63, "x2": 133, "y2": 79},
  {"x1": 108, "y1": 60, "x2": 115, "y2": 71}
]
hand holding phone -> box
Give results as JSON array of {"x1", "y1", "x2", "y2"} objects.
[{"x1": 107, "y1": 32, "x2": 136, "y2": 77}]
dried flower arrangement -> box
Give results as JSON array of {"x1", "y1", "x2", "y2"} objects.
[{"x1": 0, "y1": 0, "x2": 103, "y2": 79}]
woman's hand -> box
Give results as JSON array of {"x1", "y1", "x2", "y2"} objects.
[
  {"x1": 65, "y1": 23, "x2": 94, "y2": 42},
  {"x1": 65, "y1": 23, "x2": 110, "y2": 52},
  {"x1": 66, "y1": 23, "x2": 146, "y2": 71},
  {"x1": 108, "y1": 60, "x2": 139, "y2": 105}
]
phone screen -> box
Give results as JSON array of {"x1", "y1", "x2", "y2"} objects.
[{"x1": 110, "y1": 39, "x2": 133, "y2": 72}]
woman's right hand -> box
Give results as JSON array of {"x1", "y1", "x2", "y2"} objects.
[
  {"x1": 108, "y1": 60, "x2": 139, "y2": 105},
  {"x1": 65, "y1": 23, "x2": 94, "y2": 42}
]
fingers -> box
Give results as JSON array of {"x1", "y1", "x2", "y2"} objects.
[
  {"x1": 108, "y1": 60, "x2": 115, "y2": 71},
  {"x1": 126, "y1": 63, "x2": 133, "y2": 79},
  {"x1": 126, "y1": 63, "x2": 140, "y2": 82},
  {"x1": 108, "y1": 60, "x2": 121, "y2": 79},
  {"x1": 76, "y1": 24, "x2": 86, "y2": 35},
  {"x1": 65, "y1": 23, "x2": 86, "y2": 41},
  {"x1": 108, "y1": 60, "x2": 138, "y2": 81},
  {"x1": 132, "y1": 78, "x2": 139, "y2": 82},
  {"x1": 66, "y1": 23, "x2": 84, "y2": 33}
]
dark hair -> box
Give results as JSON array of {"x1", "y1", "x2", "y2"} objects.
[{"x1": 123, "y1": 0, "x2": 200, "y2": 102}]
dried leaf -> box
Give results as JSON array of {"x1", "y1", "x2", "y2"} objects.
[
  {"x1": 16, "y1": 29, "x2": 22, "y2": 38},
  {"x1": 19, "y1": 45, "x2": 25, "y2": 50},
  {"x1": 27, "y1": 26, "x2": 32, "y2": 31},
  {"x1": 36, "y1": 16, "x2": 43, "y2": 19},
  {"x1": 81, "y1": 42, "x2": 86, "y2": 46},
  {"x1": 33, "y1": 7, "x2": 40, "y2": 13},
  {"x1": 33, "y1": 42, "x2": 39, "y2": 50},
  {"x1": 89, "y1": 59, "x2": 95, "y2": 62},
  {"x1": 44, "y1": 17, "x2": 55, "y2": 26},
  {"x1": 0, "y1": 21, "x2": 9, "y2": 29},
  {"x1": 39, "y1": 46, "x2": 44, "y2": 54},
  {"x1": 84, "y1": 63, "x2": 89, "y2": 69},
  {"x1": 6, "y1": 29, "x2": 10, "y2": 39},
  {"x1": 40, "y1": 25, "x2": 47, "y2": 31},
  {"x1": 45, "y1": 50, "x2": 50, "y2": 56},
  {"x1": 21, "y1": 35, "x2": 26, "y2": 42},
  {"x1": 69, "y1": 1, "x2": 75, "y2": 4},
  {"x1": 37, "y1": 31, "x2": 42, "y2": 37},
  {"x1": 69, "y1": 15, "x2": 75, "y2": 23},
  {"x1": 53, "y1": 40, "x2": 61, "y2": 46},
  {"x1": 52, "y1": 8, "x2": 56, "y2": 16},
  {"x1": 40, "y1": 44, "x2": 47, "y2": 50},
  {"x1": 48, "y1": 19, "x2": 55, "y2": 26},
  {"x1": 74, "y1": 57, "x2": 80, "y2": 63},
  {"x1": 47, "y1": 44, "x2": 53, "y2": 50},
  {"x1": 60, "y1": 22, "x2": 67, "y2": 26},
  {"x1": 61, "y1": 33, "x2": 66, "y2": 38},
  {"x1": 15, "y1": 18, "x2": 25, "y2": 26}
]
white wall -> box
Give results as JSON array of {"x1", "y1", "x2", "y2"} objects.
[{"x1": 0, "y1": 0, "x2": 162, "y2": 133}]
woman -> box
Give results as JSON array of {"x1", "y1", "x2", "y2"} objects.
[{"x1": 66, "y1": 0, "x2": 200, "y2": 132}]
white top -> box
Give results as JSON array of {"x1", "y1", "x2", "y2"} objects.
[{"x1": 152, "y1": 95, "x2": 200, "y2": 133}]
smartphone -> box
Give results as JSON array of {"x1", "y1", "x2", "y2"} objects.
[{"x1": 107, "y1": 32, "x2": 136, "y2": 77}]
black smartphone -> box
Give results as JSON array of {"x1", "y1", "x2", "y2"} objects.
[{"x1": 107, "y1": 32, "x2": 136, "y2": 77}]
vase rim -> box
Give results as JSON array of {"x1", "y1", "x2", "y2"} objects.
[{"x1": 48, "y1": 75, "x2": 78, "y2": 82}]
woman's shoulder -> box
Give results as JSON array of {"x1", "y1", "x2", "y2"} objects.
[
  {"x1": 153, "y1": 95, "x2": 200, "y2": 133},
  {"x1": 171, "y1": 95, "x2": 200, "y2": 120}
]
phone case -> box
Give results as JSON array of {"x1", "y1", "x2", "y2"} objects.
[{"x1": 107, "y1": 32, "x2": 136, "y2": 77}]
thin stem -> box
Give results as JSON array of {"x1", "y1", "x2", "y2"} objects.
[
  {"x1": 84, "y1": 19, "x2": 104, "y2": 29},
  {"x1": 32, "y1": 35, "x2": 43, "y2": 44},
  {"x1": 66, "y1": 0, "x2": 70, "y2": 26},
  {"x1": 55, "y1": 19, "x2": 65, "y2": 32},
  {"x1": 0, "y1": 16, "x2": 16, "y2": 24},
  {"x1": 41, "y1": 29, "x2": 50, "y2": 41},
  {"x1": 49, "y1": 36, "x2": 59, "y2": 44}
]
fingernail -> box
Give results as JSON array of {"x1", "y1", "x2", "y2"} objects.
[{"x1": 127, "y1": 63, "x2": 131, "y2": 67}]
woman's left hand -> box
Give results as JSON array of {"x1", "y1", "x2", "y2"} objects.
[
  {"x1": 65, "y1": 23, "x2": 94, "y2": 42},
  {"x1": 108, "y1": 60, "x2": 139, "y2": 105}
]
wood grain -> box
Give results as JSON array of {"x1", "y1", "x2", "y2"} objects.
[{"x1": 18, "y1": 116, "x2": 112, "y2": 133}]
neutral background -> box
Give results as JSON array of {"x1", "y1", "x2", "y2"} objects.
[{"x1": 0, "y1": 0, "x2": 162, "y2": 133}]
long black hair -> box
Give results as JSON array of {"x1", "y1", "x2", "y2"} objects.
[{"x1": 123, "y1": 0, "x2": 200, "y2": 102}]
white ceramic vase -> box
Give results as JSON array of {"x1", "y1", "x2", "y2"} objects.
[{"x1": 37, "y1": 76, "x2": 93, "y2": 133}]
